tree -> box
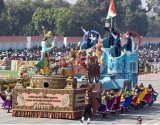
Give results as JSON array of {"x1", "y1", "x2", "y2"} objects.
[
  {"x1": 0, "y1": 12, "x2": 10, "y2": 35},
  {"x1": 32, "y1": 8, "x2": 67, "y2": 35},
  {"x1": 55, "y1": 0, "x2": 104, "y2": 36},
  {"x1": 147, "y1": 17, "x2": 160, "y2": 37},
  {"x1": 0, "y1": 0, "x2": 5, "y2": 14},
  {"x1": 119, "y1": 0, "x2": 149, "y2": 36},
  {"x1": 5, "y1": 0, "x2": 36, "y2": 35},
  {"x1": 46, "y1": 0, "x2": 70, "y2": 8},
  {"x1": 146, "y1": 0, "x2": 160, "y2": 15}
]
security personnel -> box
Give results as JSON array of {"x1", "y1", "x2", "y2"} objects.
[
  {"x1": 80, "y1": 88, "x2": 92, "y2": 124},
  {"x1": 108, "y1": 27, "x2": 117, "y2": 48},
  {"x1": 114, "y1": 33, "x2": 122, "y2": 57},
  {"x1": 126, "y1": 32, "x2": 132, "y2": 52}
]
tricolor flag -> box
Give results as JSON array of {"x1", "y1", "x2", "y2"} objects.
[{"x1": 106, "y1": 0, "x2": 117, "y2": 20}]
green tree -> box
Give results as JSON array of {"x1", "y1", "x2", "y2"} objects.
[
  {"x1": 147, "y1": 17, "x2": 160, "y2": 37},
  {"x1": 32, "y1": 7, "x2": 67, "y2": 35},
  {"x1": 146, "y1": 0, "x2": 160, "y2": 15},
  {"x1": 46, "y1": 0, "x2": 70, "y2": 8},
  {"x1": 0, "y1": 0, "x2": 5, "y2": 14},
  {"x1": 5, "y1": 0, "x2": 35, "y2": 35},
  {"x1": 55, "y1": 0, "x2": 104, "y2": 36},
  {"x1": 0, "y1": 12, "x2": 10, "y2": 35},
  {"x1": 120, "y1": 0, "x2": 148, "y2": 36}
]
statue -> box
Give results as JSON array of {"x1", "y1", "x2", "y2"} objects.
[
  {"x1": 95, "y1": 39, "x2": 103, "y2": 64},
  {"x1": 18, "y1": 64, "x2": 30, "y2": 80},
  {"x1": 0, "y1": 57, "x2": 11, "y2": 70},
  {"x1": 35, "y1": 31, "x2": 55, "y2": 75}
]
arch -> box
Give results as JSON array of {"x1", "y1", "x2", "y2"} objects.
[
  {"x1": 82, "y1": 30, "x2": 101, "y2": 43},
  {"x1": 122, "y1": 31, "x2": 141, "y2": 46}
]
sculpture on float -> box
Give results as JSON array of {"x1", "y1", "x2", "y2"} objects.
[
  {"x1": 95, "y1": 40, "x2": 103, "y2": 64},
  {"x1": 34, "y1": 31, "x2": 55, "y2": 75}
]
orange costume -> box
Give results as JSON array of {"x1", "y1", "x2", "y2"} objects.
[{"x1": 95, "y1": 40, "x2": 103, "y2": 64}]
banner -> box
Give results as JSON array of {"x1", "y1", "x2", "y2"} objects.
[
  {"x1": 11, "y1": 60, "x2": 37, "y2": 71},
  {"x1": 27, "y1": 37, "x2": 32, "y2": 49}
]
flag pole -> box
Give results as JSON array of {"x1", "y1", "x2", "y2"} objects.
[{"x1": 111, "y1": 18, "x2": 113, "y2": 28}]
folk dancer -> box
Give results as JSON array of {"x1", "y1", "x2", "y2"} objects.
[
  {"x1": 3, "y1": 88, "x2": 12, "y2": 113},
  {"x1": 148, "y1": 84, "x2": 158, "y2": 101}
]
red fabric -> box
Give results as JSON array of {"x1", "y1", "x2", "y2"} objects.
[
  {"x1": 132, "y1": 96, "x2": 138, "y2": 104},
  {"x1": 113, "y1": 95, "x2": 121, "y2": 110}
]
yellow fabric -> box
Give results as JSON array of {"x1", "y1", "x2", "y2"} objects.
[
  {"x1": 120, "y1": 95, "x2": 125, "y2": 102},
  {"x1": 101, "y1": 96, "x2": 107, "y2": 105},
  {"x1": 137, "y1": 88, "x2": 148, "y2": 104},
  {"x1": 41, "y1": 58, "x2": 48, "y2": 75},
  {"x1": 45, "y1": 31, "x2": 52, "y2": 38},
  {"x1": 61, "y1": 68, "x2": 72, "y2": 77},
  {"x1": 125, "y1": 91, "x2": 133, "y2": 97}
]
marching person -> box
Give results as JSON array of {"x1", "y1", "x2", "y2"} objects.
[{"x1": 80, "y1": 88, "x2": 92, "y2": 124}]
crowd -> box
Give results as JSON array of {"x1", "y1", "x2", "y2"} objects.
[
  {"x1": 139, "y1": 43, "x2": 160, "y2": 74},
  {"x1": 0, "y1": 40, "x2": 160, "y2": 73},
  {"x1": 0, "y1": 43, "x2": 77, "y2": 61}
]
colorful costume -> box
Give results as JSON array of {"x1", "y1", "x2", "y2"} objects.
[
  {"x1": 95, "y1": 40, "x2": 103, "y2": 64},
  {"x1": 35, "y1": 32, "x2": 54, "y2": 75},
  {"x1": 2, "y1": 89, "x2": 12, "y2": 112}
]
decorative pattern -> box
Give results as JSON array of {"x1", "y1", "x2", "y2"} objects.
[
  {"x1": 12, "y1": 88, "x2": 86, "y2": 112},
  {"x1": 88, "y1": 57, "x2": 100, "y2": 84},
  {"x1": 30, "y1": 75, "x2": 67, "y2": 89},
  {"x1": 12, "y1": 110, "x2": 83, "y2": 119}
]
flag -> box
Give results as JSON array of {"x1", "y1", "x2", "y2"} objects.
[{"x1": 106, "y1": 0, "x2": 117, "y2": 20}]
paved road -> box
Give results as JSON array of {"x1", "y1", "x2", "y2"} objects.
[{"x1": 0, "y1": 73, "x2": 159, "y2": 124}]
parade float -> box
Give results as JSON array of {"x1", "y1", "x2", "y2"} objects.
[
  {"x1": 12, "y1": 75, "x2": 87, "y2": 119},
  {"x1": 11, "y1": 30, "x2": 101, "y2": 119},
  {"x1": 11, "y1": 0, "x2": 142, "y2": 120},
  {"x1": 11, "y1": 29, "x2": 140, "y2": 119}
]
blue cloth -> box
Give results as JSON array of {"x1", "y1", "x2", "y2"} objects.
[
  {"x1": 68, "y1": 66, "x2": 72, "y2": 71},
  {"x1": 120, "y1": 96, "x2": 133, "y2": 107}
]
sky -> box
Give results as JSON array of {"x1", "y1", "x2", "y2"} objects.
[{"x1": 66, "y1": 0, "x2": 77, "y2": 4}]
